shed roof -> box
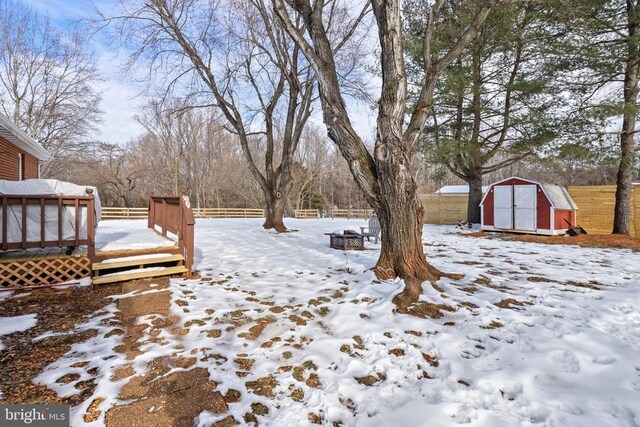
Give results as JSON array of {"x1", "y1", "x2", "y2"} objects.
[
  {"x1": 0, "y1": 112, "x2": 52, "y2": 161},
  {"x1": 540, "y1": 183, "x2": 578, "y2": 210}
]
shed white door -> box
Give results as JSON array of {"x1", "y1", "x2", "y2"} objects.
[
  {"x1": 514, "y1": 185, "x2": 537, "y2": 231},
  {"x1": 493, "y1": 185, "x2": 513, "y2": 229}
]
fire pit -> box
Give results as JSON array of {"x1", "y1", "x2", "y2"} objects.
[{"x1": 324, "y1": 230, "x2": 365, "y2": 250}]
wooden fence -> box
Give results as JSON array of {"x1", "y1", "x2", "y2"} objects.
[
  {"x1": 100, "y1": 207, "x2": 376, "y2": 220},
  {"x1": 328, "y1": 209, "x2": 374, "y2": 219},
  {"x1": 102, "y1": 207, "x2": 148, "y2": 220},
  {"x1": 295, "y1": 209, "x2": 320, "y2": 219},
  {"x1": 193, "y1": 208, "x2": 265, "y2": 218},
  {"x1": 568, "y1": 185, "x2": 639, "y2": 237},
  {"x1": 419, "y1": 185, "x2": 640, "y2": 237},
  {"x1": 420, "y1": 194, "x2": 469, "y2": 225}
]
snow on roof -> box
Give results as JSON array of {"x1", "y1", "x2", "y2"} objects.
[
  {"x1": 540, "y1": 183, "x2": 579, "y2": 210},
  {"x1": 0, "y1": 112, "x2": 52, "y2": 161},
  {"x1": 436, "y1": 185, "x2": 489, "y2": 194}
]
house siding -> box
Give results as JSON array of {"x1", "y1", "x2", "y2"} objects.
[{"x1": 0, "y1": 136, "x2": 39, "y2": 180}]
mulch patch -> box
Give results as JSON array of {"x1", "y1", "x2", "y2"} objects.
[
  {"x1": 495, "y1": 298, "x2": 532, "y2": 309},
  {"x1": 403, "y1": 301, "x2": 455, "y2": 319},
  {"x1": 0, "y1": 283, "x2": 121, "y2": 404},
  {"x1": 465, "y1": 231, "x2": 640, "y2": 251}
]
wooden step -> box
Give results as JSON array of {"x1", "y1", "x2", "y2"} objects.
[
  {"x1": 93, "y1": 254, "x2": 184, "y2": 271},
  {"x1": 93, "y1": 265, "x2": 188, "y2": 285}
]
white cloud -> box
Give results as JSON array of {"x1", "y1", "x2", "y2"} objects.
[{"x1": 93, "y1": 49, "x2": 146, "y2": 144}]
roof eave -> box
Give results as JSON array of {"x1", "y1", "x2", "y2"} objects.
[{"x1": 0, "y1": 114, "x2": 53, "y2": 161}]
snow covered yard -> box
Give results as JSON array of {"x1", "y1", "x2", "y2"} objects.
[{"x1": 1, "y1": 218, "x2": 639, "y2": 426}]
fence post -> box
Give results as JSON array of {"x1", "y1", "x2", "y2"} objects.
[{"x1": 180, "y1": 194, "x2": 195, "y2": 277}]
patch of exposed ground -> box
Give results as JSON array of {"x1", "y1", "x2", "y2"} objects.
[
  {"x1": 465, "y1": 231, "x2": 640, "y2": 251},
  {"x1": 404, "y1": 301, "x2": 455, "y2": 319},
  {"x1": 0, "y1": 284, "x2": 121, "y2": 404},
  {"x1": 495, "y1": 298, "x2": 533, "y2": 309},
  {"x1": 106, "y1": 365, "x2": 227, "y2": 427},
  {"x1": 0, "y1": 277, "x2": 231, "y2": 425}
]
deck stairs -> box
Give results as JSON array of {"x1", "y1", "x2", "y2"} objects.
[{"x1": 92, "y1": 252, "x2": 187, "y2": 285}]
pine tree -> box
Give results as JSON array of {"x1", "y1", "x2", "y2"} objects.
[{"x1": 406, "y1": 2, "x2": 562, "y2": 223}]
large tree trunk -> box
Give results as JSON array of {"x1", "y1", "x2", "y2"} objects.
[
  {"x1": 273, "y1": 0, "x2": 496, "y2": 311},
  {"x1": 466, "y1": 174, "x2": 483, "y2": 224},
  {"x1": 262, "y1": 165, "x2": 294, "y2": 233},
  {"x1": 263, "y1": 190, "x2": 287, "y2": 232},
  {"x1": 374, "y1": 190, "x2": 441, "y2": 310},
  {"x1": 614, "y1": 114, "x2": 637, "y2": 235},
  {"x1": 614, "y1": 2, "x2": 640, "y2": 235},
  {"x1": 367, "y1": 2, "x2": 444, "y2": 311}
]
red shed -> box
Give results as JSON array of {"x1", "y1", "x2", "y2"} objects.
[{"x1": 480, "y1": 177, "x2": 578, "y2": 235}]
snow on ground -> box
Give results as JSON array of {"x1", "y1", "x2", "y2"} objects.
[
  {"x1": 95, "y1": 220, "x2": 176, "y2": 252},
  {"x1": 184, "y1": 219, "x2": 640, "y2": 426},
  {"x1": 31, "y1": 219, "x2": 640, "y2": 426}
]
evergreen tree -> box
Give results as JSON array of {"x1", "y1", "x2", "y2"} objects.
[
  {"x1": 552, "y1": 0, "x2": 640, "y2": 234},
  {"x1": 406, "y1": 2, "x2": 561, "y2": 223}
]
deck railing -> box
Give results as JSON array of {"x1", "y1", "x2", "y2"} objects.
[
  {"x1": 148, "y1": 193, "x2": 195, "y2": 276},
  {"x1": 0, "y1": 189, "x2": 96, "y2": 258}
]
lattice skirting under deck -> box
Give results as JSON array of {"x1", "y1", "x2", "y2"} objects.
[{"x1": 0, "y1": 256, "x2": 92, "y2": 288}]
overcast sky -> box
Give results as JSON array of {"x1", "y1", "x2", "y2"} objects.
[{"x1": 18, "y1": 0, "x2": 378, "y2": 146}]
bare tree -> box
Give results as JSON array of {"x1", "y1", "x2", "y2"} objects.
[
  {"x1": 98, "y1": 0, "x2": 322, "y2": 232},
  {"x1": 272, "y1": 0, "x2": 501, "y2": 309},
  {"x1": 98, "y1": 143, "x2": 147, "y2": 207},
  {"x1": 0, "y1": 0, "x2": 102, "y2": 177}
]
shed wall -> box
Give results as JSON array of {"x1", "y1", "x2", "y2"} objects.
[
  {"x1": 482, "y1": 178, "x2": 551, "y2": 230},
  {"x1": 537, "y1": 189, "x2": 551, "y2": 229},
  {"x1": 554, "y1": 210, "x2": 575, "y2": 230}
]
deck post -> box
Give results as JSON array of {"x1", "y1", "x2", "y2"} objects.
[
  {"x1": 1, "y1": 197, "x2": 7, "y2": 250},
  {"x1": 40, "y1": 199, "x2": 45, "y2": 248},
  {"x1": 21, "y1": 197, "x2": 27, "y2": 249},
  {"x1": 86, "y1": 188, "x2": 96, "y2": 260},
  {"x1": 181, "y1": 194, "x2": 195, "y2": 277},
  {"x1": 148, "y1": 195, "x2": 155, "y2": 230},
  {"x1": 161, "y1": 197, "x2": 167, "y2": 237}
]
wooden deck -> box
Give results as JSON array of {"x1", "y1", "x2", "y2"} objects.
[
  {"x1": 0, "y1": 247, "x2": 91, "y2": 288},
  {"x1": 0, "y1": 224, "x2": 180, "y2": 288},
  {"x1": 0, "y1": 246, "x2": 88, "y2": 262},
  {"x1": 1, "y1": 193, "x2": 195, "y2": 288}
]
